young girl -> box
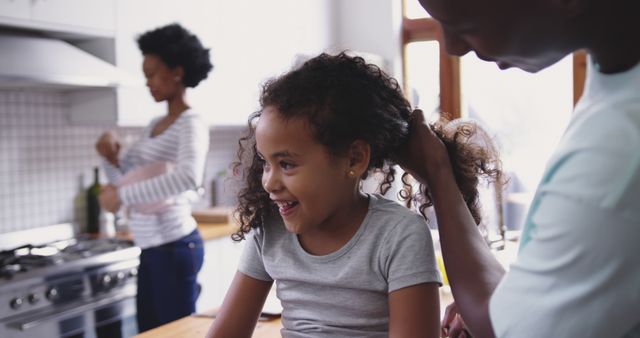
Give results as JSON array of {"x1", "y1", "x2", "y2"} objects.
[{"x1": 207, "y1": 53, "x2": 501, "y2": 338}]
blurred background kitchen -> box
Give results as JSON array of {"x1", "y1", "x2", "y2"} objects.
[{"x1": 0, "y1": 0, "x2": 584, "y2": 336}]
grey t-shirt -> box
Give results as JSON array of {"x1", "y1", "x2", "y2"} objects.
[{"x1": 238, "y1": 194, "x2": 442, "y2": 338}]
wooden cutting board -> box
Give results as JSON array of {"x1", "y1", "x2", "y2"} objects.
[{"x1": 191, "y1": 207, "x2": 233, "y2": 224}]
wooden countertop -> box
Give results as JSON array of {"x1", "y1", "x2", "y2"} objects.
[
  {"x1": 197, "y1": 222, "x2": 238, "y2": 241},
  {"x1": 193, "y1": 207, "x2": 240, "y2": 241},
  {"x1": 134, "y1": 315, "x2": 282, "y2": 338},
  {"x1": 101, "y1": 208, "x2": 238, "y2": 242},
  {"x1": 109, "y1": 222, "x2": 238, "y2": 243}
]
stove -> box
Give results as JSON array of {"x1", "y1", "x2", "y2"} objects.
[{"x1": 0, "y1": 227, "x2": 140, "y2": 338}]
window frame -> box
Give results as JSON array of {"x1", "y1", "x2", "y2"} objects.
[
  {"x1": 402, "y1": 16, "x2": 461, "y2": 120},
  {"x1": 401, "y1": 8, "x2": 587, "y2": 117}
]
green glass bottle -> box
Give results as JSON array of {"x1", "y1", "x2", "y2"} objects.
[{"x1": 86, "y1": 167, "x2": 101, "y2": 234}]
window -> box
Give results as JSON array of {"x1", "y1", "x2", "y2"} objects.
[
  {"x1": 402, "y1": 0, "x2": 587, "y2": 235},
  {"x1": 401, "y1": 8, "x2": 460, "y2": 120},
  {"x1": 404, "y1": 41, "x2": 440, "y2": 119},
  {"x1": 460, "y1": 54, "x2": 573, "y2": 235},
  {"x1": 404, "y1": 0, "x2": 431, "y2": 19}
]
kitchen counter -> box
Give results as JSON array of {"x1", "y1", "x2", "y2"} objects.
[
  {"x1": 197, "y1": 221, "x2": 238, "y2": 241},
  {"x1": 133, "y1": 315, "x2": 282, "y2": 338},
  {"x1": 110, "y1": 218, "x2": 238, "y2": 242},
  {"x1": 193, "y1": 207, "x2": 239, "y2": 241}
]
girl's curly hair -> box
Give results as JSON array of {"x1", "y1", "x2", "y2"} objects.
[
  {"x1": 231, "y1": 52, "x2": 502, "y2": 241},
  {"x1": 137, "y1": 23, "x2": 213, "y2": 88}
]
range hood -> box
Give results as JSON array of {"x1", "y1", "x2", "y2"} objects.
[{"x1": 0, "y1": 32, "x2": 138, "y2": 89}]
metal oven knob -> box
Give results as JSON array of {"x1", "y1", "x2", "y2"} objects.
[
  {"x1": 46, "y1": 288, "x2": 59, "y2": 301},
  {"x1": 28, "y1": 293, "x2": 41, "y2": 304},
  {"x1": 129, "y1": 268, "x2": 138, "y2": 277},
  {"x1": 116, "y1": 271, "x2": 126, "y2": 282},
  {"x1": 101, "y1": 274, "x2": 113, "y2": 287},
  {"x1": 10, "y1": 297, "x2": 23, "y2": 310}
]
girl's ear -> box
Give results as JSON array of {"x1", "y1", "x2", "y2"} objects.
[{"x1": 347, "y1": 140, "x2": 371, "y2": 177}]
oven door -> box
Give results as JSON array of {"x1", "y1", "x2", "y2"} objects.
[{"x1": 1, "y1": 290, "x2": 136, "y2": 338}]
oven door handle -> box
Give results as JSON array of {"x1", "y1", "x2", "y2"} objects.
[{"x1": 8, "y1": 290, "x2": 136, "y2": 331}]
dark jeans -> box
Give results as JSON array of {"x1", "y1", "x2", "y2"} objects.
[{"x1": 136, "y1": 229, "x2": 204, "y2": 333}]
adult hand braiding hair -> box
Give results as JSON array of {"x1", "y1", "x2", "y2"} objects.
[
  {"x1": 442, "y1": 302, "x2": 473, "y2": 338},
  {"x1": 397, "y1": 109, "x2": 451, "y2": 187}
]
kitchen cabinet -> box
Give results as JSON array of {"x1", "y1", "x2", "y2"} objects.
[
  {"x1": 0, "y1": 0, "x2": 115, "y2": 37},
  {"x1": 68, "y1": 0, "x2": 172, "y2": 126},
  {"x1": 196, "y1": 235, "x2": 245, "y2": 313},
  {"x1": 0, "y1": 0, "x2": 29, "y2": 21},
  {"x1": 0, "y1": 0, "x2": 157, "y2": 127},
  {"x1": 0, "y1": 0, "x2": 160, "y2": 127},
  {"x1": 3, "y1": 0, "x2": 336, "y2": 127},
  {"x1": 31, "y1": 0, "x2": 115, "y2": 32}
]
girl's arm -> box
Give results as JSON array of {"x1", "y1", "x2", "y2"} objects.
[
  {"x1": 206, "y1": 271, "x2": 273, "y2": 338},
  {"x1": 389, "y1": 282, "x2": 440, "y2": 338}
]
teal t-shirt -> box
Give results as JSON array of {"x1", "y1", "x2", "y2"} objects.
[{"x1": 490, "y1": 59, "x2": 640, "y2": 337}]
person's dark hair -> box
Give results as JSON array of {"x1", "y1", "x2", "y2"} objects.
[
  {"x1": 231, "y1": 52, "x2": 502, "y2": 241},
  {"x1": 137, "y1": 23, "x2": 213, "y2": 88}
]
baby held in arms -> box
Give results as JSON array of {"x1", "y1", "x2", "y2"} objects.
[{"x1": 206, "y1": 52, "x2": 501, "y2": 338}]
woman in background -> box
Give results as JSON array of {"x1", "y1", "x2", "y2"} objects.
[{"x1": 95, "y1": 23, "x2": 213, "y2": 332}]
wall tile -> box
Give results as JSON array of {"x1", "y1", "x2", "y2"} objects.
[{"x1": 0, "y1": 90, "x2": 244, "y2": 235}]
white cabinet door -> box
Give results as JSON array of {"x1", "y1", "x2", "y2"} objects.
[
  {"x1": 0, "y1": 0, "x2": 30, "y2": 20},
  {"x1": 30, "y1": 0, "x2": 115, "y2": 32},
  {"x1": 69, "y1": 0, "x2": 171, "y2": 126},
  {"x1": 196, "y1": 237, "x2": 245, "y2": 313}
]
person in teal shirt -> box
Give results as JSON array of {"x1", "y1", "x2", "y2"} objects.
[{"x1": 401, "y1": 0, "x2": 640, "y2": 337}]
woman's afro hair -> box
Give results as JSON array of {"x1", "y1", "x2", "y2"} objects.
[{"x1": 137, "y1": 23, "x2": 213, "y2": 88}]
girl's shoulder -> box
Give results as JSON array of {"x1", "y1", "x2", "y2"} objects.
[
  {"x1": 368, "y1": 194, "x2": 424, "y2": 220},
  {"x1": 254, "y1": 214, "x2": 288, "y2": 240},
  {"x1": 366, "y1": 194, "x2": 429, "y2": 234}
]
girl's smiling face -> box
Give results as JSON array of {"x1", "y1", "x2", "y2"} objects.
[{"x1": 255, "y1": 106, "x2": 358, "y2": 235}]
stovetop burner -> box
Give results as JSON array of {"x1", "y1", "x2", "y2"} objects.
[
  {"x1": 0, "y1": 230, "x2": 140, "y2": 336},
  {"x1": 0, "y1": 237, "x2": 135, "y2": 280},
  {"x1": 0, "y1": 245, "x2": 62, "y2": 279}
]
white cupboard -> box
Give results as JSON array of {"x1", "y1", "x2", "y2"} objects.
[
  {"x1": 0, "y1": 0, "x2": 115, "y2": 37},
  {"x1": 0, "y1": 0, "x2": 29, "y2": 21},
  {"x1": 1, "y1": 0, "x2": 336, "y2": 127},
  {"x1": 196, "y1": 237, "x2": 245, "y2": 313}
]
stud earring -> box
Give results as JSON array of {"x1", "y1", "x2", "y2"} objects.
[
  {"x1": 347, "y1": 170, "x2": 356, "y2": 178},
  {"x1": 174, "y1": 76, "x2": 181, "y2": 82}
]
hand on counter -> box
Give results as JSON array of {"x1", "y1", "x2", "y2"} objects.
[{"x1": 99, "y1": 184, "x2": 122, "y2": 213}]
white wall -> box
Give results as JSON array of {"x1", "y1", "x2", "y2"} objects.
[
  {"x1": 115, "y1": 0, "x2": 334, "y2": 127},
  {"x1": 188, "y1": 0, "x2": 336, "y2": 126},
  {"x1": 115, "y1": 0, "x2": 401, "y2": 126},
  {"x1": 330, "y1": 0, "x2": 404, "y2": 80}
]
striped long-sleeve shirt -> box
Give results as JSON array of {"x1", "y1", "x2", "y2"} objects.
[{"x1": 102, "y1": 109, "x2": 209, "y2": 249}]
